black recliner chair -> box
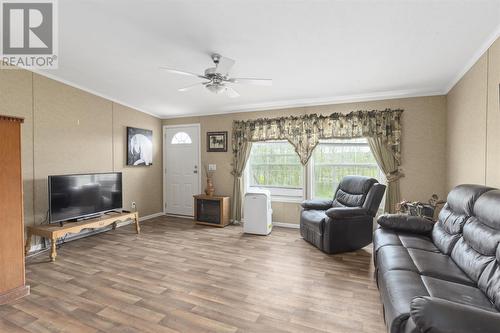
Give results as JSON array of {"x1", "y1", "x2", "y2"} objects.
[{"x1": 300, "y1": 175, "x2": 386, "y2": 254}]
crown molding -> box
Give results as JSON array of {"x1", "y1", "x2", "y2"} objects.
[
  {"x1": 161, "y1": 88, "x2": 444, "y2": 119},
  {"x1": 26, "y1": 68, "x2": 162, "y2": 119},
  {"x1": 23, "y1": 22, "x2": 498, "y2": 121},
  {"x1": 443, "y1": 23, "x2": 500, "y2": 94}
]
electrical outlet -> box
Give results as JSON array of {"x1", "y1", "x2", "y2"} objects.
[{"x1": 208, "y1": 164, "x2": 216, "y2": 171}]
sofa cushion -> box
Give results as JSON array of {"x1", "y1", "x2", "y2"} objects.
[
  {"x1": 378, "y1": 270, "x2": 429, "y2": 333},
  {"x1": 300, "y1": 210, "x2": 325, "y2": 233},
  {"x1": 377, "y1": 214, "x2": 435, "y2": 235},
  {"x1": 373, "y1": 228, "x2": 402, "y2": 251},
  {"x1": 421, "y1": 276, "x2": 496, "y2": 311},
  {"x1": 469, "y1": 190, "x2": 500, "y2": 310},
  {"x1": 407, "y1": 248, "x2": 474, "y2": 286},
  {"x1": 463, "y1": 218, "x2": 500, "y2": 256},
  {"x1": 373, "y1": 228, "x2": 439, "y2": 256},
  {"x1": 399, "y1": 234, "x2": 439, "y2": 253},
  {"x1": 446, "y1": 184, "x2": 494, "y2": 216},
  {"x1": 473, "y1": 189, "x2": 500, "y2": 228},
  {"x1": 450, "y1": 191, "x2": 500, "y2": 286},
  {"x1": 431, "y1": 206, "x2": 466, "y2": 255},
  {"x1": 431, "y1": 185, "x2": 493, "y2": 255},
  {"x1": 436, "y1": 205, "x2": 468, "y2": 235},
  {"x1": 332, "y1": 176, "x2": 377, "y2": 207},
  {"x1": 478, "y1": 260, "x2": 500, "y2": 310},
  {"x1": 377, "y1": 245, "x2": 418, "y2": 275},
  {"x1": 451, "y1": 235, "x2": 497, "y2": 283},
  {"x1": 376, "y1": 245, "x2": 474, "y2": 286}
]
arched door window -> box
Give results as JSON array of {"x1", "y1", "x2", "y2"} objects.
[{"x1": 171, "y1": 131, "x2": 192, "y2": 144}]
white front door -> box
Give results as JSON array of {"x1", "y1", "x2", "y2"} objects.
[{"x1": 164, "y1": 125, "x2": 200, "y2": 216}]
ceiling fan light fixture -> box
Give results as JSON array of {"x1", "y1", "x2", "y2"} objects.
[
  {"x1": 161, "y1": 53, "x2": 272, "y2": 97},
  {"x1": 206, "y1": 83, "x2": 226, "y2": 94}
]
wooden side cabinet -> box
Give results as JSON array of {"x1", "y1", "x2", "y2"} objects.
[
  {"x1": 0, "y1": 115, "x2": 29, "y2": 305},
  {"x1": 193, "y1": 195, "x2": 230, "y2": 227}
]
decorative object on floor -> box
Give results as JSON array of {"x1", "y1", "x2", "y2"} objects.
[
  {"x1": 231, "y1": 109, "x2": 402, "y2": 221},
  {"x1": 300, "y1": 175, "x2": 386, "y2": 254},
  {"x1": 127, "y1": 127, "x2": 153, "y2": 166},
  {"x1": 0, "y1": 115, "x2": 30, "y2": 305},
  {"x1": 244, "y1": 188, "x2": 272, "y2": 235},
  {"x1": 207, "y1": 131, "x2": 227, "y2": 152},
  {"x1": 160, "y1": 53, "x2": 272, "y2": 98},
  {"x1": 396, "y1": 194, "x2": 446, "y2": 220},
  {"x1": 374, "y1": 184, "x2": 500, "y2": 333},
  {"x1": 194, "y1": 194, "x2": 230, "y2": 227},
  {"x1": 25, "y1": 211, "x2": 140, "y2": 262},
  {"x1": 204, "y1": 164, "x2": 215, "y2": 196}
]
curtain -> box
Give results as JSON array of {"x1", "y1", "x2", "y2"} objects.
[
  {"x1": 230, "y1": 140, "x2": 252, "y2": 223},
  {"x1": 231, "y1": 109, "x2": 404, "y2": 220},
  {"x1": 233, "y1": 109, "x2": 403, "y2": 166},
  {"x1": 367, "y1": 137, "x2": 403, "y2": 213}
]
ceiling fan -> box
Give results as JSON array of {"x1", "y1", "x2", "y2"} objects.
[{"x1": 160, "y1": 53, "x2": 272, "y2": 98}]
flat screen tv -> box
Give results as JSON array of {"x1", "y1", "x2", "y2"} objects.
[{"x1": 48, "y1": 172, "x2": 123, "y2": 223}]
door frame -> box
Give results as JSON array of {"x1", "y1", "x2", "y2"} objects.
[{"x1": 163, "y1": 123, "x2": 202, "y2": 216}]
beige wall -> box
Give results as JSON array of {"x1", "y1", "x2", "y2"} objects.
[
  {"x1": 447, "y1": 37, "x2": 500, "y2": 189},
  {"x1": 164, "y1": 96, "x2": 447, "y2": 224},
  {"x1": 0, "y1": 70, "x2": 163, "y2": 242}
]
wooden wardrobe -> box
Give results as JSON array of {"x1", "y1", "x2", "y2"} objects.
[{"x1": 0, "y1": 115, "x2": 29, "y2": 304}]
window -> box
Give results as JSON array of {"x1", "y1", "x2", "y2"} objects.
[
  {"x1": 245, "y1": 138, "x2": 384, "y2": 204},
  {"x1": 246, "y1": 141, "x2": 304, "y2": 200},
  {"x1": 171, "y1": 131, "x2": 192, "y2": 144},
  {"x1": 311, "y1": 138, "x2": 384, "y2": 199}
]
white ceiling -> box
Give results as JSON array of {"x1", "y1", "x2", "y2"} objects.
[{"x1": 38, "y1": 0, "x2": 500, "y2": 118}]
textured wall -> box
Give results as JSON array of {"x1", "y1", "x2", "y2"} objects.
[
  {"x1": 447, "y1": 37, "x2": 500, "y2": 190},
  {"x1": 164, "y1": 95, "x2": 447, "y2": 224},
  {"x1": 0, "y1": 70, "x2": 163, "y2": 240}
]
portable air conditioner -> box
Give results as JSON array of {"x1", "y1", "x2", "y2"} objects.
[{"x1": 243, "y1": 188, "x2": 272, "y2": 235}]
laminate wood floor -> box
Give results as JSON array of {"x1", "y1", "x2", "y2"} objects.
[{"x1": 1, "y1": 216, "x2": 386, "y2": 333}]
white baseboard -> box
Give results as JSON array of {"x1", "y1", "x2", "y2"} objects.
[
  {"x1": 27, "y1": 211, "x2": 165, "y2": 254},
  {"x1": 165, "y1": 213, "x2": 193, "y2": 220},
  {"x1": 241, "y1": 219, "x2": 300, "y2": 229},
  {"x1": 273, "y1": 221, "x2": 300, "y2": 229},
  {"x1": 139, "y1": 212, "x2": 165, "y2": 221}
]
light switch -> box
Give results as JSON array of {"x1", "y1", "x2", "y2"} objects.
[{"x1": 208, "y1": 164, "x2": 216, "y2": 171}]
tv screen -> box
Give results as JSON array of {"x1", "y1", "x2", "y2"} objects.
[{"x1": 48, "y1": 172, "x2": 123, "y2": 223}]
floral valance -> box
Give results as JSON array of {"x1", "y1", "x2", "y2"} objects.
[{"x1": 232, "y1": 109, "x2": 403, "y2": 165}]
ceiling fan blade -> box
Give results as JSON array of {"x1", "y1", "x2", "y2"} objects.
[
  {"x1": 227, "y1": 78, "x2": 272, "y2": 86},
  {"x1": 178, "y1": 82, "x2": 206, "y2": 92},
  {"x1": 160, "y1": 66, "x2": 208, "y2": 80},
  {"x1": 215, "y1": 56, "x2": 235, "y2": 75},
  {"x1": 225, "y1": 86, "x2": 240, "y2": 98}
]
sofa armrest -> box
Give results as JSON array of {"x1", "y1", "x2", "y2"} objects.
[
  {"x1": 325, "y1": 207, "x2": 368, "y2": 219},
  {"x1": 301, "y1": 199, "x2": 332, "y2": 210},
  {"x1": 410, "y1": 297, "x2": 500, "y2": 333},
  {"x1": 377, "y1": 214, "x2": 434, "y2": 234}
]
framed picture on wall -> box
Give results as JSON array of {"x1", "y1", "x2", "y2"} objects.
[
  {"x1": 207, "y1": 131, "x2": 228, "y2": 152},
  {"x1": 127, "y1": 127, "x2": 153, "y2": 166}
]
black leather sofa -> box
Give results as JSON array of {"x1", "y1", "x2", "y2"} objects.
[
  {"x1": 300, "y1": 175, "x2": 386, "y2": 254},
  {"x1": 374, "y1": 184, "x2": 500, "y2": 333}
]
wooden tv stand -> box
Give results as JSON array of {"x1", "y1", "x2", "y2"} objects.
[{"x1": 25, "y1": 211, "x2": 139, "y2": 262}]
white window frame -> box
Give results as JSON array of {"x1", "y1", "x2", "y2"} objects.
[
  {"x1": 244, "y1": 138, "x2": 385, "y2": 205},
  {"x1": 245, "y1": 141, "x2": 305, "y2": 203},
  {"x1": 307, "y1": 139, "x2": 386, "y2": 209}
]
